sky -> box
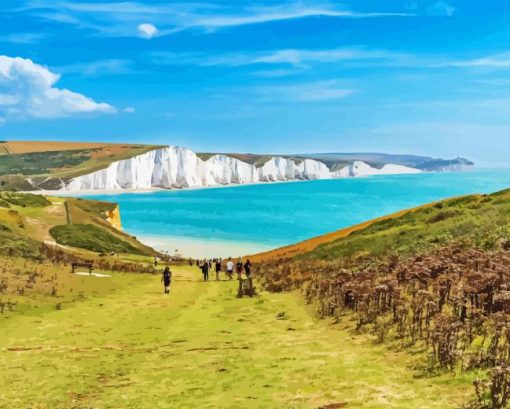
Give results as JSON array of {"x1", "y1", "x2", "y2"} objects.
[{"x1": 1, "y1": 1, "x2": 510, "y2": 165}]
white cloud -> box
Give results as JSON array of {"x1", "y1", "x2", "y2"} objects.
[
  {"x1": 137, "y1": 23, "x2": 158, "y2": 38},
  {"x1": 426, "y1": 1, "x2": 455, "y2": 16},
  {"x1": 256, "y1": 81, "x2": 354, "y2": 103},
  {"x1": 0, "y1": 55, "x2": 115, "y2": 122},
  {"x1": 21, "y1": 1, "x2": 413, "y2": 37},
  {"x1": 149, "y1": 48, "x2": 403, "y2": 68},
  {"x1": 57, "y1": 59, "x2": 133, "y2": 77},
  {"x1": 124, "y1": 107, "x2": 135, "y2": 113},
  {"x1": 0, "y1": 33, "x2": 46, "y2": 44},
  {"x1": 438, "y1": 52, "x2": 510, "y2": 69}
]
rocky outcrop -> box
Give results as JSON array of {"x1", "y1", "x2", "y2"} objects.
[
  {"x1": 62, "y1": 147, "x2": 422, "y2": 192},
  {"x1": 105, "y1": 205, "x2": 122, "y2": 231}
]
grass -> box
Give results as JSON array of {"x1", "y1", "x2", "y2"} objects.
[
  {"x1": 0, "y1": 191, "x2": 51, "y2": 208},
  {"x1": 255, "y1": 189, "x2": 510, "y2": 262},
  {"x1": 0, "y1": 142, "x2": 163, "y2": 190},
  {"x1": 0, "y1": 265, "x2": 475, "y2": 408},
  {"x1": 0, "y1": 192, "x2": 154, "y2": 258},
  {"x1": 50, "y1": 224, "x2": 146, "y2": 255}
]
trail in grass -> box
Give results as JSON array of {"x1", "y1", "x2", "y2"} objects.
[{"x1": 0, "y1": 266, "x2": 472, "y2": 408}]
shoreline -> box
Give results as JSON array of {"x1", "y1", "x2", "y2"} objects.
[
  {"x1": 28, "y1": 172, "x2": 429, "y2": 197},
  {"x1": 28, "y1": 177, "x2": 314, "y2": 196},
  {"x1": 137, "y1": 234, "x2": 276, "y2": 259}
]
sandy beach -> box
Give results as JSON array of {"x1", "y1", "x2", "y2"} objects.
[
  {"x1": 137, "y1": 234, "x2": 275, "y2": 259},
  {"x1": 29, "y1": 177, "x2": 313, "y2": 197}
]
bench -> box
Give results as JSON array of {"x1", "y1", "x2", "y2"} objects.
[{"x1": 71, "y1": 262, "x2": 93, "y2": 275}]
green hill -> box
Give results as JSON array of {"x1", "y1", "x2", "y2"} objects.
[
  {"x1": 0, "y1": 141, "x2": 162, "y2": 190},
  {"x1": 0, "y1": 191, "x2": 155, "y2": 258},
  {"x1": 255, "y1": 189, "x2": 510, "y2": 408}
]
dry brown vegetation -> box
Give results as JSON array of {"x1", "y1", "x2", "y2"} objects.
[
  {"x1": 1, "y1": 141, "x2": 116, "y2": 154},
  {"x1": 255, "y1": 190, "x2": 510, "y2": 408}
]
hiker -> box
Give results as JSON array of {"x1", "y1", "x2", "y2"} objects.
[
  {"x1": 226, "y1": 257, "x2": 234, "y2": 280},
  {"x1": 236, "y1": 257, "x2": 243, "y2": 280},
  {"x1": 244, "y1": 259, "x2": 252, "y2": 278},
  {"x1": 161, "y1": 266, "x2": 172, "y2": 294},
  {"x1": 208, "y1": 259, "x2": 212, "y2": 270},
  {"x1": 189, "y1": 258, "x2": 193, "y2": 267},
  {"x1": 215, "y1": 258, "x2": 222, "y2": 281},
  {"x1": 196, "y1": 259, "x2": 200, "y2": 267},
  {"x1": 154, "y1": 256, "x2": 158, "y2": 267},
  {"x1": 201, "y1": 260, "x2": 209, "y2": 282}
]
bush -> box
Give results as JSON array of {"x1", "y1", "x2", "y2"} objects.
[
  {"x1": 0, "y1": 192, "x2": 51, "y2": 208},
  {"x1": 472, "y1": 364, "x2": 510, "y2": 409}
]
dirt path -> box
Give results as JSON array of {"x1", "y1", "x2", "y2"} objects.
[{"x1": 0, "y1": 266, "x2": 472, "y2": 408}]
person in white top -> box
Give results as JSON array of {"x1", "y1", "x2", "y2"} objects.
[{"x1": 226, "y1": 257, "x2": 234, "y2": 281}]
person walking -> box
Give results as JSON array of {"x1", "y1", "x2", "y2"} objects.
[
  {"x1": 201, "y1": 259, "x2": 209, "y2": 282},
  {"x1": 189, "y1": 258, "x2": 193, "y2": 267},
  {"x1": 236, "y1": 257, "x2": 243, "y2": 280},
  {"x1": 243, "y1": 259, "x2": 252, "y2": 278},
  {"x1": 215, "y1": 258, "x2": 222, "y2": 281},
  {"x1": 161, "y1": 266, "x2": 172, "y2": 294},
  {"x1": 226, "y1": 257, "x2": 234, "y2": 280}
]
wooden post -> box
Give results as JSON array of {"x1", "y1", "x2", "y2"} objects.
[
  {"x1": 248, "y1": 278, "x2": 253, "y2": 297},
  {"x1": 237, "y1": 277, "x2": 243, "y2": 298}
]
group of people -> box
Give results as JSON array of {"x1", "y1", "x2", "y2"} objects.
[
  {"x1": 160, "y1": 257, "x2": 253, "y2": 294},
  {"x1": 190, "y1": 257, "x2": 252, "y2": 282}
]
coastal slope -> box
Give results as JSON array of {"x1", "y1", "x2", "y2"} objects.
[{"x1": 0, "y1": 191, "x2": 154, "y2": 257}]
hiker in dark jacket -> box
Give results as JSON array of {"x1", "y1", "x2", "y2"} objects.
[
  {"x1": 236, "y1": 258, "x2": 243, "y2": 280},
  {"x1": 244, "y1": 259, "x2": 252, "y2": 278},
  {"x1": 201, "y1": 260, "x2": 209, "y2": 282},
  {"x1": 161, "y1": 266, "x2": 172, "y2": 294},
  {"x1": 215, "y1": 258, "x2": 222, "y2": 281}
]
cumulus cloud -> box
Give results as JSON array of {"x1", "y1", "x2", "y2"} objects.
[
  {"x1": 137, "y1": 23, "x2": 158, "y2": 38},
  {"x1": 124, "y1": 107, "x2": 135, "y2": 113},
  {"x1": 0, "y1": 55, "x2": 115, "y2": 122}
]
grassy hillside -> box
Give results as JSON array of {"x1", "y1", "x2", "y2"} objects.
[
  {"x1": 302, "y1": 189, "x2": 510, "y2": 260},
  {"x1": 255, "y1": 189, "x2": 510, "y2": 408},
  {"x1": 253, "y1": 189, "x2": 510, "y2": 262},
  {"x1": 0, "y1": 141, "x2": 162, "y2": 190},
  {"x1": 0, "y1": 191, "x2": 155, "y2": 258},
  {"x1": 0, "y1": 264, "x2": 477, "y2": 408}
]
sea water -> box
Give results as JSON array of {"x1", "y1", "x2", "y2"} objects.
[{"x1": 84, "y1": 169, "x2": 510, "y2": 257}]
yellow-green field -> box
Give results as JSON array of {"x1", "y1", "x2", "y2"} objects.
[{"x1": 0, "y1": 265, "x2": 475, "y2": 409}]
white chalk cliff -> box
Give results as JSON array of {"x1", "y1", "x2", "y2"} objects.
[
  {"x1": 63, "y1": 147, "x2": 421, "y2": 192},
  {"x1": 331, "y1": 161, "x2": 421, "y2": 178}
]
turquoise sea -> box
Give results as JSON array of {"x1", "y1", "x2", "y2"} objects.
[{"x1": 84, "y1": 170, "x2": 510, "y2": 257}]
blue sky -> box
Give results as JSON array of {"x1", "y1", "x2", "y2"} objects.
[{"x1": 1, "y1": 1, "x2": 510, "y2": 165}]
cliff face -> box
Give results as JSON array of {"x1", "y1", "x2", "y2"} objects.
[
  {"x1": 331, "y1": 161, "x2": 421, "y2": 177},
  {"x1": 63, "y1": 146, "x2": 422, "y2": 192},
  {"x1": 105, "y1": 205, "x2": 122, "y2": 231}
]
